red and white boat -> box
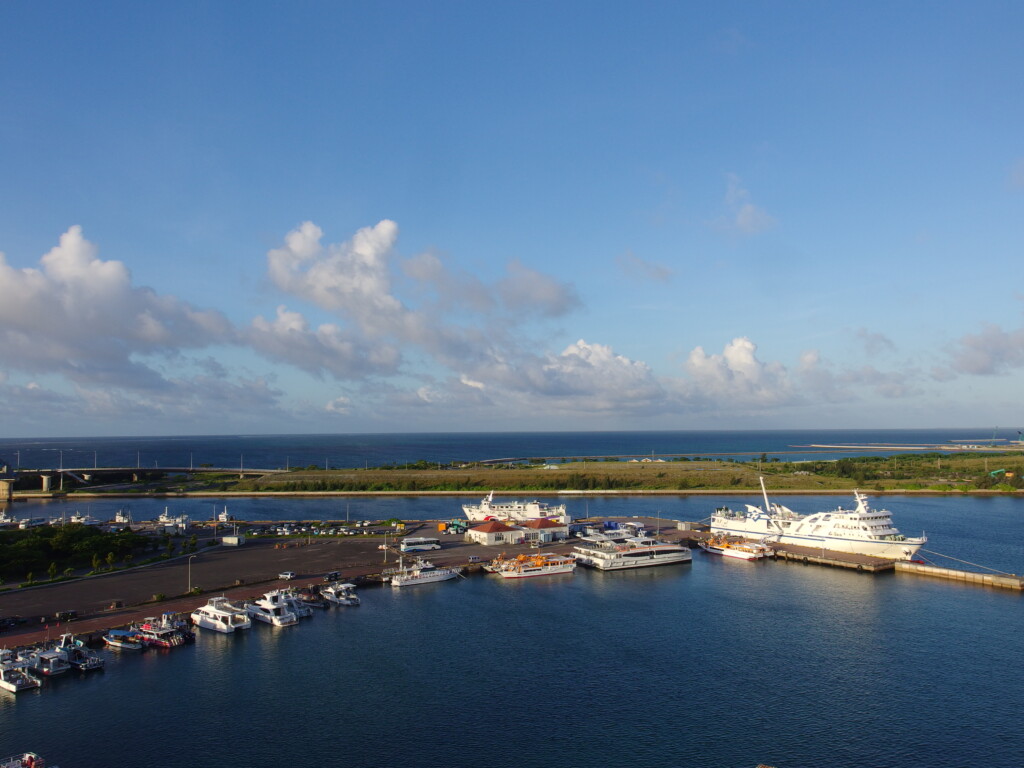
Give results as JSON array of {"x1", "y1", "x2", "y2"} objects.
[{"x1": 698, "y1": 534, "x2": 773, "y2": 561}]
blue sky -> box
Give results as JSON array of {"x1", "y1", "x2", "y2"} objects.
[{"x1": 1, "y1": 1, "x2": 1023, "y2": 436}]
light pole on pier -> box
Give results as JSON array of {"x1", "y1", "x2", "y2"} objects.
[{"x1": 188, "y1": 555, "x2": 197, "y2": 594}]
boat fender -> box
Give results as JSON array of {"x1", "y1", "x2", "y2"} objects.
[
  {"x1": 802, "y1": 556, "x2": 809, "y2": 564},
  {"x1": 857, "y1": 564, "x2": 864, "y2": 572}
]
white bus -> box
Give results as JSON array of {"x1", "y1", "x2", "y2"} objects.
[{"x1": 400, "y1": 537, "x2": 442, "y2": 552}]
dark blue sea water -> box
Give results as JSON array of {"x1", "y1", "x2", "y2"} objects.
[
  {"x1": 0, "y1": 428, "x2": 1016, "y2": 470},
  {"x1": 1, "y1": 494, "x2": 1023, "y2": 767}
]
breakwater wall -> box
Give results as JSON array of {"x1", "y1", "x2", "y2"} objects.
[{"x1": 895, "y1": 561, "x2": 1024, "y2": 590}]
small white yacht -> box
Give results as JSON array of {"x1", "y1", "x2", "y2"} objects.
[
  {"x1": 0, "y1": 650, "x2": 41, "y2": 693},
  {"x1": 191, "y1": 597, "x2": 252, "y2": 633},
  {"x1": 53, "y1": 634, "x2": 105, "y2": 671},
  {"x1": 385, "y1": 558, "x2": 461, "y2": 588},
  {"x1": 322, "y1": 582, "x2": 360, "y2": 606},
  {"x1": 245, "y1": 590, "x2": 299, "y2": 626}
]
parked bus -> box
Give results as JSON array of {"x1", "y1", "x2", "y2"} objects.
[{"x1": 400, "y1": 537, "x2": 442, "y2": 552}]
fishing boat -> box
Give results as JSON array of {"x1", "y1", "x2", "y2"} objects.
[
  {"x1": 462, "y1": 491, "x2": 571, "y2": 524},
  {"x1": 484, "y1": 552, "x2": 577, "y2": 578},
  {"x1": 322, "y1": 582, "x2": 360, "y2": 606},
  {"x1": 103, "y1": 629, "x2": 143, "y2": 650},
  {"x1": 573, "y1": 532, "x2": 692, "y2": 570},
  {"x1": 52, "y1": 634, "x2": 105, "y2": 671},
  {"x1": 385, "y1": 558, "x2": 461, "y2": 587},
  {"x1": 710, "y1": 477, "x2": 927, "y2": 560},
  {"x1": 244, "y1": 590, "x2": 299, "y2": 626},
  {"x1": 698, "y1": 534, "x2": 773, "y2": 561},
  {"x1": 132, "y1": 617, "x2": 186, "y2": 648},
  {"x1": 0, "y1": 650, "x2": 41, "y2": 693},
  {"x1": 191, "y1": 597, "x2": 252, "y2": 633}
]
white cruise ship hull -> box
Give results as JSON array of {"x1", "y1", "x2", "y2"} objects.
[
  {"x1": 573, "y1": 548, "x2": 692, "y2": 570},
  {"x1": 709, "y1": 520, "x2": 924, "y2": 560}
]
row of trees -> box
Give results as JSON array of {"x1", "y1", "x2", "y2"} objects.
[{"x1": 0, "y1": 523, "x2": 152, "y2": 583}]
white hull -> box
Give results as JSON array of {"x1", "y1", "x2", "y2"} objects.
[
  {"x1": 390, "y1": 569, "x2": 459, "y2": 587},
  {"x1": 462, "y1": 492, "x2": 570, "y2": 524},
  {"x1": 711, "y1": 482, "x2": 926, "y2": 561},
  {"x1": 573, "y1": 537, "x2": 692, "y2": 571},
  {"x1": 699, "y1": 541, "x2": 770, "y2": 560},
  {"x1": 495, "y1": 562, "x2": 576, "y2": 578}
]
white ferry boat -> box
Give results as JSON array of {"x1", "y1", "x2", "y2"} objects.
[
  {"x1": 484, "y1": 552, "x2": 577, "y2": 579},
  {"x1": 17, "y1": 647, "x2": 70, "y2": 677},
  {"x1": 573, "y1": 533, "x2": 692, "y2": 570},
  {"x1": 244, "y1": 590, "x2": 299, "y2": 626},
  {"x1": 710, "y1": 477, "x2": 927, "y2": 560},
  {"x1": 698, "y1": 534, "x2": 773, "y2": 561},
  {"x1": 462, "y1": 492, "x2": 571, "y2": 524},
  {"x1": 385, "y1": 558, "x2": 461, "y2": 587},
  {"x1": 191, "y1": 597, "x2": 252, "y2": 633}
]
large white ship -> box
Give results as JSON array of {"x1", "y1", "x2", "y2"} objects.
[
  {"x1": 462, "y1": 491, "x2": 571, "y2": 524},
  {"x1": 710, "y1": 478, "x2": 926, "y2": 560}
]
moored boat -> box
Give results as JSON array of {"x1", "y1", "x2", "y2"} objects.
[
  {"x1": 385, "y1": 558, "x2": 461, "y2": 587},
  {"x1": 16, "y1": 647, "x2": 71, "y2": 677},
  {"x1": 462, "y1": 491, "x2": 571, "y2": 524},
  {"x1": 573, "y1": 532, "x2": 691, "y2": 570},
  {"x1": 321, "y1": 582, "x2": 360, "y2": 606},
  {"x1": 699, "y1": 534, "x2": 773, "y2": 560},
  {"x1": 191, "y1": 597, "x2": 252, "y2": 633},
  {"x1": 0, "y1": 753, "x2": 47, "y2": 768},
  {"x1": 103, "y1": 630, "x2": 143, "y2": 650},
  {"x1": 0, "y1": 650, "x2": 41, "y2": 693},
  {"x1": 53, "y1": 634, "x2": 105, "y2": 671},
  {"x1": 132, "y1": 617, "x2": 186, "y2": 648},
  {"x1": 244, "y1": 590, "x2": 299, "y2": 626},
  {"x1": 484, "y1": 552, "x2": 577, "y2": 578},
  {"x1": 710, "y1": 477, "x2": 927, "y2": 560}
]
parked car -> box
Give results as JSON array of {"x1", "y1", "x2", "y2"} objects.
[{"x1": 278, "y1": 571, "x2": 296, "y2": 580}]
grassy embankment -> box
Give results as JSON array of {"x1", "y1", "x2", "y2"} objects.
[{"x1": 202, "y1": 452, "x2": 1024, "y2": 494}]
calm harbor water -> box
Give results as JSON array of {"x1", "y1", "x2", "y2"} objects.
[{"x1": 2, "y1": 494, "x2": 1023, "y2": 767}]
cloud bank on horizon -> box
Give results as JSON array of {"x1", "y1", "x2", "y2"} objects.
[
  {"x1": 0, "y1": 218, "x2": 1020, "y2": 435},
  {"x1": 0, "y1": 2, "x2": 1022, "y2": 435}
]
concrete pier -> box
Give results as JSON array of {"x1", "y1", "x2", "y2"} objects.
[{"x1": 895, "y1": 561, "x2": 1024, "y2": 590}]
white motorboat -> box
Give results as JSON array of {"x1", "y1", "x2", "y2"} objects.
[
  {"x1": 462, "y1": 491, "x2": 571, "y2": 524},
  {"x1": 385, "y1": 558, "x2": 461, "y2": 588},
  {"x1": 573, "y1": 532, "x2": 692, "y2": 570},
  {"x1": 103, "y1": 630, "x2": 143, "y2": 650},
  {"x1": 244, "y1": 590, "x2": 299, "y2": 626},
  {"x1": 0, "y1": 650, "x2": 41, "y2": 693},
  {"x1": 322, "y1": 582, "x2": 360, "y2": 606},
  {"x1": 484, "y1": 552, "x2": 577, "y2": 578},
  {"x1": 17, "y1": 647, "x2": 71, "y2": 677},
  {"x1": 281, "y1": 589, "x2": 314, "y2": 619},
  {"x1": 710, "y1": 477, "x2": 927, "y2": 560},
  {"x1": 53, "y1": 634, "x2": 105, "y2": 671},
  {"x1": 191, "y1": 597, "x2": 252, "y2": 633},
  {"x1": 698, "y1": 534, "x2": 773, "y2": 561},
  {"x1": 0, "y1": 753, "x2": 47, "y2": 768}
]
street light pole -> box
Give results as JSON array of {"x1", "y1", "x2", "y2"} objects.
[{"x1": 188, "y1": 555, "x2": 197, "y2": 594}]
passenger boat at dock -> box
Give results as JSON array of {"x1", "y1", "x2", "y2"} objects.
[
  {"x1": 0, "y1": 753, "x2": 48, "y2": 768},
  {"x1": 462, "y1": 491, "x2": 571, "y2": 524},
  {"x1": 710, "y1": 477, "x2": 927, "y2": 560},
  {"x1": 484, "y1": 552, "x2": 577, "y2": 578},
  {"x1": 385, "y1": 558, "x2": 461, "y2": 587},
  {"x1": 132, "y1": 615, "x2": 188, "y2": 648},
  {"x1": 698, "y1": 534, "x2": 773, "y2": 561},
  {"x1": 0, "y1": 650, "x2": 41, "y2": 693},
  {"x1": 191, "y1": 597, "x2": 253, "y2": 633},
  {"x1": 573, "y1": 531, "x2": 692, "y2": 570}
]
